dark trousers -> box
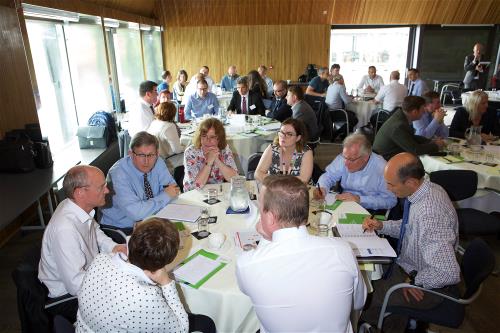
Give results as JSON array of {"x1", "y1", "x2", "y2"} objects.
[
  {"x1": 360, "y1": 265, "x2": 459, "y2": 332},
  {"x1": 188, "y1": 313, "x2": 216, "y2": 333},
  {"x1": 46, "y1": 296, "x2": 78, "y2": 324}
]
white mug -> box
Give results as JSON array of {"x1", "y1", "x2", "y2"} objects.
[{"x1": 208, "y1": 233, "x2": 226, "y2": 249}]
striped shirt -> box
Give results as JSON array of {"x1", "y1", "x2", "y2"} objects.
[{"x1": 381, "y1": 178, "x2": 460, "y2": 289}]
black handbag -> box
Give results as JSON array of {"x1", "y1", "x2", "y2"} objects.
[
  {"x1": 0, "y1": 135, "x2": 36, "y2": 173},
  {"x1": 33, "y1": 140, "x2": 53, "y2": 169}
]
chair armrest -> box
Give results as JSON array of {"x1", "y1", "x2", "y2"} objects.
[
  {"x1": 101, "y1": 227, "x2": 127, "y2": 244},
  {"x1": 45, "y1": 295, "x2": 78, "y2": 309}
]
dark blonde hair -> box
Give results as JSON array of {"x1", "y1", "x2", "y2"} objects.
[
  {"x1": 128, "y1": 217, "x2": 180, "y2": 271},
  {"x1": 155, "y1": 102, "x2": 177, "y2": 122},
  {"x1": 273, "y1": 118, "x2": 308, "y2": 152},
  {"x1": 193, "y1": 118, "x2": 227, "y2": 150}
]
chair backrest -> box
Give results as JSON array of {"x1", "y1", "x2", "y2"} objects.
[
  {"x1": 461, "y1": 238, "x2": 495, "y2": 299},
  {"x1": 246, "y1": 152, "x2": 263, "y2": 180},
  {"x1": 370, "y1": 108, "x2": 392, "y2": 134},
  {"x1": 429, "y1": 170, "x2": 478, "y2": 201},
  {"x1": 100, "y1": 227, "x2": 127, "y2": 244},
  {"x1": 11, "y1": 244, "x2": 51, "y2": 333},
  {"x1": 173, "y1": 165, "x2": 185, "y2": 192},
  {"x1": 311, "y1": 163, "x2": 324, "y2": 185}
]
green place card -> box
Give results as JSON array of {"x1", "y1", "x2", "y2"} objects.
[{"x1": 177, "y1": 249, "x2": 227, "y2": 289}]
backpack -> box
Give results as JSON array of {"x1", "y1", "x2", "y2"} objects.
[{"x1": 87, "y1": 111, "x2": 118, "y2": 146}]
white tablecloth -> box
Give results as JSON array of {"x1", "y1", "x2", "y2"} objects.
[
  {"x1": 346, "y1": 99, "x2": 377, "y2": 130},
  {"x1": 157, "y1": 184, "x2": 386, "y2": 332},
  {"x1": 180, "y1": 119, "x2": 278, "y2": 174},
  {"x1": 461, "y1": 90, "x2": 500, "y2": 104}
]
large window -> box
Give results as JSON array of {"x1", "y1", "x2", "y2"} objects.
[
  {"x1": 330, "y1": 27, "x2": 411, "y2": 94},
  {"x1": 143, "y1": 27, "x2": 163, "y2": 82}
]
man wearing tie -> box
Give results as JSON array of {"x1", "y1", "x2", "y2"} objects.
[
  {"x1": 266, "y1": 80, "x2": 292, "y2": 122},
  {"x1": 101, "y1": 132, "x2": 180, "y2": 234},
  {"x1": 129, "y1": 80, "x2": 158, "y2": 137},
  {"x1": 406, "y1": 68, "x2": 428, "y2": 97},
  {"x1": 227, "y1": 76, "x2": 265, "y2": 115},
  {"x1": 360, "y1": 153, "x2": 460, "y2": 332},
  {"x1": 39, "y1": 165, "x2": 127, "y2": 323}
]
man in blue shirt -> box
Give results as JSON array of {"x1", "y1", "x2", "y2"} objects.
[
  {"x1": 305, "y1": 67, "x2": 330, "y2": 97},
  {"x1": 220, "y1": 65, "x2": 239, "y2": 92},
  {"x1": 413, "y1": 91, "x2": 449, "y2": 138},
  {"x1": 407, "y1": 68, "x2": 428, "y2": 97},
  {"x1": 101, "y1": 132, "x2": 179, "y2": 233},
  {"x1": 313, "y1": 133, "x2": 396, "y2": 211},
  {"x1": 184, "y1": 79, "x2": 219, "y2": 120}
]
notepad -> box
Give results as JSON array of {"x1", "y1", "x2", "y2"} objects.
[
  {"x1": 336, "y1": 224, "x2": 396, "y2": 258},
  {"x1": 173, "y1": 249, "x2": 228, "y2": 289},
  {"x1": 156, "y1": 203, "x2": 201, "y2": 222}
]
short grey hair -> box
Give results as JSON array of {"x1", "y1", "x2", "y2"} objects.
[
  {"x1": 343, "y1": 133, "x2": 372, "y2": 156},
  {"x1": 129, "y1": 131, "x2": 159, "y2": 151},
  {"x1": 318, "y1": 67, "x2": 328, "y2": 75},
  {"x1": 236, "y1": 76, "x2": 248, "y2": 87},
  {"x1": 63, "y1": 165, "x2": 90, "y2": 199}
]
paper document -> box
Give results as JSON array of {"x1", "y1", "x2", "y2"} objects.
[
  {"x1": 173, "y1": 250, "x2": 227, "y2": 288},
  {"x1": 156, "y1": 203, "x2": 201, "y2": 222},
  {"x1": 234, "y1": 231, "x2": 262, "y2": 250},
  {"x1": 336, "y1": 224, "x2": 396, "y2": 257},
  {"x1": 257, "y1": 122, "x2": 281, "y2": 131}
]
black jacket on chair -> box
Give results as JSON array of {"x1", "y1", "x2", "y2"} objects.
[{"x1": 228, "y1": 90, "x2": 265, "y2": 115}]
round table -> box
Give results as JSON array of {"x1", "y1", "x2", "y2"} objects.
[
  {"x1": 180, "y1": 117, "x2": 278, "y2": 174},
  {"x1": 156, "y1": 183, "x2": 382, "y2": 332},
  {"x1": 461, "y1": 90, "x2": 500, "y2": 105},
  {"x1": 346, "y1": 99, "x2": 377, "y2": 130}
]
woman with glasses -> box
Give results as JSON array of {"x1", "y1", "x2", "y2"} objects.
[
  {"x1": 255, "y1": 118, "x2": 313, "y2": 183},
  {"x1": 183, "y1": 118, "x2": 238, "y2": 191}
]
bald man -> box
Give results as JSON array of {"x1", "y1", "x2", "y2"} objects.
[
  {"x1": 360, "y1": 153, "x2": 460, "y2": 332},
  {"x1": 463, "y1": 43, "x2": 488, "y2": 90},
  {"x1": 220, "y1": 65, "x2": 239, "y2": 91},
  {"x1": 373, "y1": 70, "x2": 407, "y2": 112}
]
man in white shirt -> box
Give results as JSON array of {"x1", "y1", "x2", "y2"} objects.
[
  {"x1": 199, "y1": 65, "x2": 215, "y2": 91},
  {"x1": 236, "y1": 175, "x2": 366, "y2": 333},
  {"x1": 128, "y1": 80, "x2": 158, "y2": 137},
  {"x1": 374, "y1": 70, "x2": 407, "y2": 112},
  {"x1": 358, "y1": 66, "x2": 385, "y2": 93},
  {"x1": 39, "y1": 165, "x2": 127, "y2": 322}
]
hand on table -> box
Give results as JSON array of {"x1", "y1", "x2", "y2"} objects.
[
  {"x1": 313, "y1": 187, "x2": 326, "y2": 200},
  {"x1": 403, "y1": 287, "x2": 425, "y2": 303},
  {"x1": 112, "y1": 244, "x2": 128, "y2": 255},
  {"x1": 145, "y1": 266, "x2": 172, "y2": 286},
  {"x1": 164, "y1": 184, "x2": 180, "y2": 198},
  {"x1": 365, "y1": 86, "x2": 374, "y2": 93},
  {"x1": 362, "y1": 216, "x2": 383, "y2": 232},
  {"x1": 336, "y1": 192, "x2": 360, "y2": 203}
]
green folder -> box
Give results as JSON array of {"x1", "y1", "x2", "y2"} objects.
[
  {"x1": 176, "y1": 249, "x2": 227, "y2": 289},
  {"x1": 338, "y1": 213, "x2": 385, "y2": 224}
]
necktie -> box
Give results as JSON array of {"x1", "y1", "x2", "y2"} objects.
[
  {"x1": 408, "y1": 82, "x2": 414, "y2": 96},
  {"x1": 383, "y1": 198, "x2": 411, "y2": 279},
  {"x1": 273, "y1": 99, "x2": 281, "y2": 112},
  {"x1": 150, "y1": 105, "x2": 155, "y2": 115},
  {"x1": 242, "y1": 96, "x2": 247, "y2": 114},
  {"x1": 144, "y1": 173, "x2": 154, "y2": 199}
]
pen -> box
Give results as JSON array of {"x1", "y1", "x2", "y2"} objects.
[{"x1": 316, "y1": 182, "x2": 321, "y2": 197}]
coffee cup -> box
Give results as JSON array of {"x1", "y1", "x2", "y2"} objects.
[{"x1": 208, "y1": 233, "x2": 226, "y2": 249}]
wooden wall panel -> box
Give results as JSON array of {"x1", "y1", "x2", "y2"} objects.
[
  {"x1": 164, "y1": 25, "x2": 330, "y2": 83},
  {"x1": 0, "y1": 4, "x2": 38, "y2": 138}
]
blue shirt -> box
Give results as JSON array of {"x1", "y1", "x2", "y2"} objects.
[
  {"x1": 407, "y1": 78, "x2": 428, "y2": 97},
  {"x1": 100, "y1": 156, "x2": 176, "y2": 228},
  {"x1": 157, "y1": 82, "x2": 169, "y2": 93},
  {"x1": 413, "y1": 112, "x2": 449, "y2": 139},
  {"x1": 325, "y1": 82, "x2": 351, "y2": 110},
  {"x1": 308, "y1": 76, "x2": 329, "y2": 94},
  {"x1": 318, "y1": 152, "x2": 396, "y2": 210},
  {"x1": 184, "y1": 92, "x2": 219, "y2": 120},
  {"x1": 220, "y1": 74, "x2": 239, "y2": 91}
]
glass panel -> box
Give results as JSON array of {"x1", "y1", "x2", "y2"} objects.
[
  {"x1": 143, "y1": 28, "x2": 163, "y2": 82},
  {"x1": 112, "y1": 23, "x2": 144, "y2": 110},
  {"x1": 26, "y1": 19, "x2": 78, "y2": 152},
  {"x1": 330, "y1": 27, "x2": 410, "y2": 94},
  {"x1": 65, "y1": 21, "x2": 113, "y2": 124}
]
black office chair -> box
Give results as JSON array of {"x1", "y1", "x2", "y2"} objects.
[
  {"x1": 329, "y1": 108, "x2": 358, "y2": 142},
  {"x1": 304, "y1": 95, "x2": 332, "y2": 141},
  {"x1": 246, "y1": 152, "x2": 263, "y2": 180},
  {"x1": 376, "y1": 238, "x2": 495, "y2": 330},
  {"x1": 173, "y1": 165, "x2": 185, "y2": 192},
  {"x1": 311, "y1": 163, "x2": 324, "y2": 185},
  {"x1": 54, "y1": 315, "x2": 75, "y2": 333},
  {"x1": 100, "y1": 226, "x2": 128, "y2": 244},
  {"x1": 440, "y1": 83, "x2": 463, "y2": 106},
  {"x1": 429, "y1": 170, "x2": 500, "y2": 238},
  {"x1": 12, "y1": 244, "x2": 77, "y2": 333},
  {"x1": 370, "y1": 108, "x2": 393, "y2": 134}
]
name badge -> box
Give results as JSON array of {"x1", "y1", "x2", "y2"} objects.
[
  {"x1": 208, "y1": 104, "x2": 214, "y2": 109},
  {"x1": 249, "y1": 104, "x2": 256, "y2": 110}
]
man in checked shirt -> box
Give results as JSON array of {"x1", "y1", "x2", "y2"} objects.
[{"x1": 360, "y1": 152, "x2": 460, "y2": 332}]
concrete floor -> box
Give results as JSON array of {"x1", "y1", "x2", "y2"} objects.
[{"x1": 0, "y1": 142, "x2": 498, "y2": 333}]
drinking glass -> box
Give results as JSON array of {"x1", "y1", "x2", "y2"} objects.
[
  {"x1": 207, "y1": 188, "x2": 218, "y2": 204},
  {"x1": 198, "y1": 207, "x2": 210, "y2": 237},
  {"x1": 318, "y1": 224, "x2": 329, "y2": 237}
]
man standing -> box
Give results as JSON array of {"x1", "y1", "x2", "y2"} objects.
[
  {"x1": 286, "y1": 85, "x2": 319, "y2": 141},
  {"x1": 258, "y1": 65, "x2": 274, "y2": 97},
  {"x1": 266, "y1": 80, "x2": 292, "y2": 122},
  {"x1": 227, "y1": 76, "x2": 265, "y2": 115},
  {"x1": 407, "y1": 68, "x2": 429, "y2": 97},
  {"x1": 358, "y1": 66, "x2": 385, "y2": 93},
  {"x1": 220, "y1": 65, "x2": 239, "y2": 91},
  {"x1": 464, "y1": 43, "x2": 488, "y2": 90},
  {"x1": 184, "y1": 79, "x2": 219, "y2": 120},
  {"x1": 305, "y1": 67, "x2": 330, "y2": 97},
  {"x1": 374, "y1": 71, "x2": 407, "y2": 112},
  {"x1": 413, "y1": 91, "x2": 449, "y2": 139},
  {"x1": 361, "y1": 153, "x2": 460, "y2": 332},
  {"x1": 237, "y1": 175, "x2": 366, "y2": 332},
  {"x1": 39, "y1": 165, "x2": 126, "y2": 322},
  {"x1": 373, "y1": 96, "x2": 444, "y2": 160},
  {"x1": 129, "y1": 80, "x2": 158, "y2": 137},
  {"x1": 101, "y1": 132, "x2": 179, "y2": 234},
  {"x1": 314, "y1": 133, "x2": 396, "y2": 211}
]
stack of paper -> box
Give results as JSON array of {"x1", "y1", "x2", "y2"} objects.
[
  {"x1": 257, "y1": 122, "x2": 281, "y2": 131},
  {"x1": 156, "y1": 203, "x2": 201, "y2": 222},
  {"x1": 336, "y1": 224, "x2": 396, "y2": 258}
]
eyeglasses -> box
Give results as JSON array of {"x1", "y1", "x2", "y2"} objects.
[
  {"x1": 201, "y1": 134, "x2": 218, "y2": 141},
  {"x1": 278, "y1": 130, "x2": 297, "y2": 138},
  {"x1": 342, "y1": 154, "x2": 363, "y2": 162},
  {"x1": 133, "y1": 151, "x2": 158, "y2": 160},
  {"x1": 274, "y1": 89, "x2": 284, "y2": 94}
]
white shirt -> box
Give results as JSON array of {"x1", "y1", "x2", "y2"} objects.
[
  {"x1": 147, "y1": 120, "x2": 184, "y2": 167},
  {"x1": 76, "y1": 253, "x2": 189, "y2": 333},
  {"x1": 38, "y1": 199, "x2": 116, "y2": 297},
  {"x1": 236, "y1": 226, "x2": 366, "y2": 333},
  {"x1": 357, "y1": 74, "x2": 385, "y2": 92},
  {"x1": 375, "y1": 80, "x2": 407, "y2": 112},
  {"x1": 128, "y1": 98, "x2": 155, "y2": 137}
]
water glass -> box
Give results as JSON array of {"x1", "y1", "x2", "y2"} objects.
[
  {"x1": 207, "y1": 188, "x2": 218, "y2": 204},
  {"x1": 318, "y1": 224, "x2": 329, "y2": 237},
  {"x1": 198, "y1": 207, "x2": 210, "y2": 237},
  {"x1": 485, "y1": 152, "x2": 495, "y2": 164}
]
